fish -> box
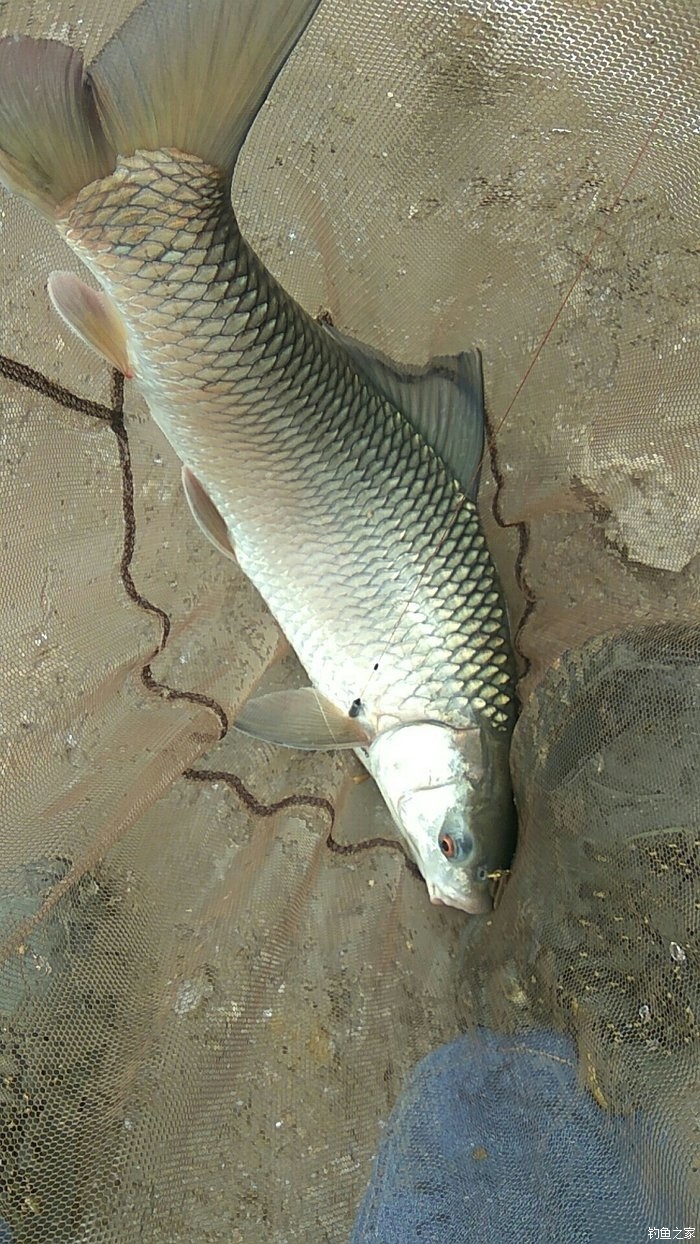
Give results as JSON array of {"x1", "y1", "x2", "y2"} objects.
[{"x1": 0, "y1": 0, "x2": 518, "y2": 914}]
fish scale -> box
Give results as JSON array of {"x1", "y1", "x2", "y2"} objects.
[
  {"x1": 65, "y1": 148, "x2": 515, "y2": 734},
  {"x1": 0, "y1": 0, "x2": 518, "y2": 910}
]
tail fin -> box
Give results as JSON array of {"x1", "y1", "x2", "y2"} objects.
[
  {"x1": 0, "y1": 0, "x2": 322, "y2": 216},
  {"x1": 90, "y1": 0, "x2": 323, "y2": 180},
  {"x1": 0, "y1": 37, "x2": 114, "y2": 215}
]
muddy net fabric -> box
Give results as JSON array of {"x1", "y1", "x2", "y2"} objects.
[{"x1": 0, "y1": 0, "x2": 698, "y2": 1240}]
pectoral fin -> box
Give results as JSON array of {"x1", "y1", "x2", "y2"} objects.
[
  {"x1": 181, "y1": 467, "x2": 236, "y2": 561},
  {"x1": 234, "y1": 689, "x2": 372, "y2": 750},
  {"x1": 48, "y1": 271, "x2": 133, "y2": 377}
]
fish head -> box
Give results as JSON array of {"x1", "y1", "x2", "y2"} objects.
[{"x1": 366, "y1": 720, "x2": 516, "y2": 915}]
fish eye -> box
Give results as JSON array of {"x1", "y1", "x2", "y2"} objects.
[
  {"x1": 438, "y1": 828, "x2": 474, "y2": 862},
  {"x1": 438, "y1": 831, "x2": 457, "y2": 859}
]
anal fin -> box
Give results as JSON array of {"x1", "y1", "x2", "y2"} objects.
[{"x1": 48, "y1": 271, "x2": 133, "y2": 377}]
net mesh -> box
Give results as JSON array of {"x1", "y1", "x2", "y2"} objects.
[{"x1": 0, "y1": 0, "x2": 698, "y2": 1239}]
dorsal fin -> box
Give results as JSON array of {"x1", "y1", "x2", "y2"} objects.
[{"x1": 325, "y1": 326, "x2": 485, "y2": 501}]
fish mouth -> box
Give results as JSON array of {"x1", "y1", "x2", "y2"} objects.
[{"x1": 428, "y1": 885, "x2": 492, "y2": 916}]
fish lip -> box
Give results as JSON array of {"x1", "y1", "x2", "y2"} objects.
[{"x1": 428, "y1": 886, "x2": 492, "y2": 915}]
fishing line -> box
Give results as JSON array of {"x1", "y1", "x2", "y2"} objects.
[{"x1": 356, "y1": 42, "x2": 697, "y2": 706}]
